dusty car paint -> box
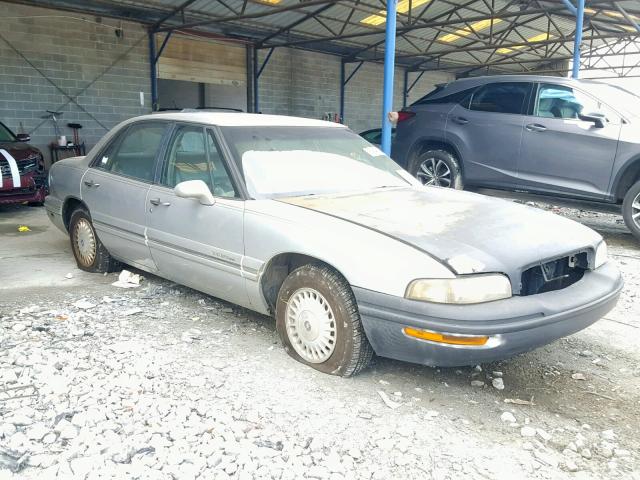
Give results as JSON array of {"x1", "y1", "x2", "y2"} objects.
[{"x1": 45, "y1": 112, "x2": 622, "y2": 368}]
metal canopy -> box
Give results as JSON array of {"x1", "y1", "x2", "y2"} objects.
[{"x1": 15, "y1": 0, "x2": 640, "y2": 75}]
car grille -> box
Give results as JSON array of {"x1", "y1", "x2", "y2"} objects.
[
  {"x1": 520, "y1": 252, "x2": 589, "y2": 296},
  {"x1": 0, "y1": 158, "x2": 38, "y2": 176}
]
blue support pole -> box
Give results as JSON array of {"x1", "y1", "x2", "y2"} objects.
[
  {"x1": 340, "y1": 60, "x2": 345, "y2": 123},
  {"x1": 148, "y1": 30, "x2": 158, "y2": 111},
  {"x1": 380, "y1": 0, "x2": 397, "y2": 156},
  {"x1": 253, "y1": 49, "x2": 259, "y2": 113},
  {"x1": 402, "y1": 69, "x2": 408, "y2": 109},
  {"x1": 572, "y1": 0, "x2": 585, "y2": 79}
]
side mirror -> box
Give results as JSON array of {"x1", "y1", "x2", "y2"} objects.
[
  {"x1": 174, "y1": 180, "x2": 215, "y2": 206},
  {"x1": 16, "y1": 133, "x2": 30, "y2": 142},
  {"x1": 578, "y1": 113, "x2": 605, "y2": 128}
]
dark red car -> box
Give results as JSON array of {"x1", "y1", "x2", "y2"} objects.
[{"x1": 0, "y1": 121, "x2": 47, "y2": 205}]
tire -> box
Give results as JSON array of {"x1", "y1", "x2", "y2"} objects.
[
  {"x1": 409, "y1": 149, "x2": 464, "y2": 189},
  {"x1": 275, "y1": 264, "x2": 373, "y2": 377},
  {"x1": 622, "y1": 179, "x2": 640, "y2": 241},
  {"x1": 69, "y1": 207, "x2": 120, "y2": 273}
]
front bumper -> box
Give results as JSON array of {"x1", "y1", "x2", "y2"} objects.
[
  {"x1": 353, "y1": 262, "x2": 623, "y2": 367},
  {"x1": 0, "y1": 172, "x2": 47, "y2": 204}
]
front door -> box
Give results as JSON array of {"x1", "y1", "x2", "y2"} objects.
[
  {"x1": 145, "y1": 124, "x2": 249, "y2": 307},
  {"x1": 517, "y1": 82, "x2": 621, "y2": 199},
  {"x1": 81, "y1": 121, "x2": 169, "y2": 271},
  {"x1": 445, "y1": 81, "x2": 532, "y2": 188}
]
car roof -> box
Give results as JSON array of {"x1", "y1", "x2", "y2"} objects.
[
  {"x1": 428, "y1": 74, "x2": 583, "y2": 99},
  {"x1": 133, "y1": 112, "x2": 346, "y2": 128}
]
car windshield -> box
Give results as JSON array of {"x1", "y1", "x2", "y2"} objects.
[
  {"x1": 220, "y1": 126, "x2": 415, "y2": 199},
  {"x1": 0, "y1": 123, "x2": 17, "y2": 142},
  {"x1": 581, "y1": 81, "x2": 640, "y2": 118}
]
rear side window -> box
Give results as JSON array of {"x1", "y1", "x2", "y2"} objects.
[
  {"x1": 413, "y1": 87, "x2": 475, "y2": 107},
  {"x1": 98, "y1": 123, "x2": 166, "y2": 183},
  {"x1": 469, "y1": 82, "x2": 531, "y2": 115}
]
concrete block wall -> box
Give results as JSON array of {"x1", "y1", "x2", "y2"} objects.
[
  {"x1": 0, "y1": 2, "x2": 151, "y2": 165},
  {"x1": 258, "y1": 47, "x2": 454, "y2": 133}
]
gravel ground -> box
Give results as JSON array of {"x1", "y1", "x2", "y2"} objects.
[{"x1": 1, "y1": 200, "x2": 639, "y2": 480}]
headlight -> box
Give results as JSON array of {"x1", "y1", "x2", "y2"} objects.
[
  {"x1": 406, "y1": 274, "x2": 512, "y2": 304},
  {"x1": 594, "y1": 241, "x2": 608, "y2": 268}
]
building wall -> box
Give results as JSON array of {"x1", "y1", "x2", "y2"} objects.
[
  {"x1": 0, "y1": 2, "x2": 151, "y2": 164},
  {"x1": 0, "y1": 2, "x2": 455, "y2": 163},
  {"x1": 257, "y1": 47, "x2": 455, "y2": 133}
]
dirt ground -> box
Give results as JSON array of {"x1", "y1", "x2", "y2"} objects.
[{"x1": 0, "y1": 199, "x2": 639, "y2": 480}]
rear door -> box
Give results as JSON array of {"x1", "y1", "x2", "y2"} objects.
[
  {"x1": 445, "y1": 81, "x2": 532, "y2": 188},
  {"x1": 517, "y1": 82, "x2": 621, "y2": 199},
  {"x1": 80, "y1": 121, "x2": 169, "y2": 271},
  {"x1": 145, "y1": 124, "x2": 249, "y2": 307}
]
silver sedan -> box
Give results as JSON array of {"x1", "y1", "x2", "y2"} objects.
[{"x1": 45, "y1": 113, "x2": 623, "y2": 376}]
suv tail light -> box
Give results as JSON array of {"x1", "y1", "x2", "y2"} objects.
[{"x1": 396, "y1": 111, "x2": 416, "y2": 123}]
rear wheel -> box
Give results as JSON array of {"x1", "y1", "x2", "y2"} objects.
[
  {"x1": 410, "y1": 149, "x2": 463, "y2": 189},
  {"x1": 69, "y1": 208, "x2": 120, "y2": 273},
  {"x1": 622, "y1": 179, "x2": 640, "y2": 241},
  {"x1": 275, "y1": 264, "x2": 373, "y2": 377}
]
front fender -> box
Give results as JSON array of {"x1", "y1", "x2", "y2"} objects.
[{"x1": 243, "y1": 200, "x2": 454, "y2": 312}]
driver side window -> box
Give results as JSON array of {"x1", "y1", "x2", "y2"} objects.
[
  {"x1": 162, "y1": 125, "x2": 238, "y2": 198},
  {"x1": 536, "y1": 83, "x2": 619, "y2": 123}
]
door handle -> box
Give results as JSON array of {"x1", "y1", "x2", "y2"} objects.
[
  {"x1": 83, "y1": 180, "x2": 100, "y2": 188},
  {"x1": 452, "y1": 116, "x2": 469, "y2": 125},
  {"x1": 149, "y1": 198, "x2": 171, "y2": 206},
  {"x1": 526, "y1": 123, "x2": 547, "y2": 132}
]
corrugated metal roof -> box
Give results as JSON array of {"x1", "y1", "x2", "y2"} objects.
[{"x1": 25, "y1": 0, "x2": 640, "y2": 74}]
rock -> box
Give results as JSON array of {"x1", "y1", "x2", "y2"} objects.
[
  {"x1": 580, "y1": 448, "x2": 592, "y2": 459},
  {"x1": 521, "y1": 426, "x2": 536, "y2": 437},
  {"x1": 571, "y1": 373, "x2": 586, "y2": 381},
  {"x1": 26, "y1": 423, "x2": 49, "y2": 441},
  {"x1": 73, "y1": 299, "x2": 96, "y2": 310},
  {"x1": 470, "y1": 380, "x2": 485, "y2": 388},
  {"x1": 492, "y1": 378, "x2": 505, "y2": 390},
  {"x1": 601, "y1": 430, "x2": 616, "y2": 441},
  {"x1": 500, "y1": 412, "x2": 517, "y2": 423},
  {"x1": 564, "y1": 459, "x2": 579, "y2": 472},
  {"x1": 11, "y1": 323, "x2": 26, "y2": 332},
  {"x1": 579, "y1": 350, "x2": 592, "y2": 357},
  {"x1": 492, "y1": 371, "x2": 503, "y2": 377},
  {"x1": 536, "y1": 429, "x2": 552, "y2": 442},
  {"x1": 0, "y1": 369, "x2": 18, "y2": 383}
]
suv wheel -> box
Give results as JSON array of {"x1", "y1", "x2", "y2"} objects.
[
  {"x1": 275, "y1": 264, "x2": 373, "y2": 377},
  {"x1": 410, "y1": 149, "x2": 463, "y2": 189},
  {"x1": 622, "y1": 179, "x2": 640, "y2": 241}
]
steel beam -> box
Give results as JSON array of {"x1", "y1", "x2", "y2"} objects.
[
  {"x1": 381, "y1": 0, "x2": 398, "y2": 156},
  {"x1": 573, "y1": 0, "x2": 585, "y2": 78},
  {"x1": 156, "y1": 0, "x2": 340, "y2": 33},
  {"x1": 149, "y1": 31, "x2": 158, "y2": 111},
  {"x1": 151, "y1": 0, "x2": 198, "y2": 31}
]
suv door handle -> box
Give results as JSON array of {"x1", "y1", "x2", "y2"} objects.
[
  {"x1": 452, "y1": 116, "x2": 469, "y2": 125},
  {"x1": 83, "y1": 180, "x2": 100, "y2": 188},
  {"x1": 149, "y1": 198, "x2": 171, "y2": 207},
  {"x1": 526, "y1": 123, "x2": 547, "y2": 132}
]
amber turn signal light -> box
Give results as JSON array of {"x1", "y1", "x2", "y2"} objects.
[{"x1": 403, "y1": 327, "x2": 489, "y2": 346}]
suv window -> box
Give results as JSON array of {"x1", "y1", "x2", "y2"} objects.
[
  {"x1": 162, "y1": 125, "x2": 237, "y2": 198},
  {"x1": 536, "y1": 83, "x2": 619, "y2": 123},
  {"x1": 98, "y1": 123, "x2": 166, "y2": 182},
  {"x1": 469, "y1": 82, "x2": 531, "y2": 114},
  {"x1": 413, "y1": 87, "x2": 476, "y2": 107}
]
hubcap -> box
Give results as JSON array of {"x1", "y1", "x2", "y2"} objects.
[
  {"x1": 633, "y1": 192, "x2": 640, "y2": 228},
  {"x1": 285, "y1": 288, "x2": 337, "y2": 363},
  {"x1": 417, "y1": 158, "x2": 452, "y2": 187},
  {"x1": 74, "y1": 218, "x2": 96, "y2": 266}
]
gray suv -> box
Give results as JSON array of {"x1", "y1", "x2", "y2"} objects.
[{"x1": 391, "y1": 75, "x2": 640, "y2": 241}]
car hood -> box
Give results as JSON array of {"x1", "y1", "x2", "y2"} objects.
[
  {"x1": 0, "y1": 141, "x2": 40, "y2": 160},
  {"x1": 280, "y1": 187, "x2": 603, "y2": 291}
]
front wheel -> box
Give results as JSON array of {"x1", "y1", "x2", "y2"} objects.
[
  {"x1": 275, "y1": 264, "x2": 373, "y2": 377},
  {"x1": 409, "y1": 149, "x2": 463, "y2": 189},
  {"x1": 622, "y1": 179, "x2": 640, "y2": 241}
]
